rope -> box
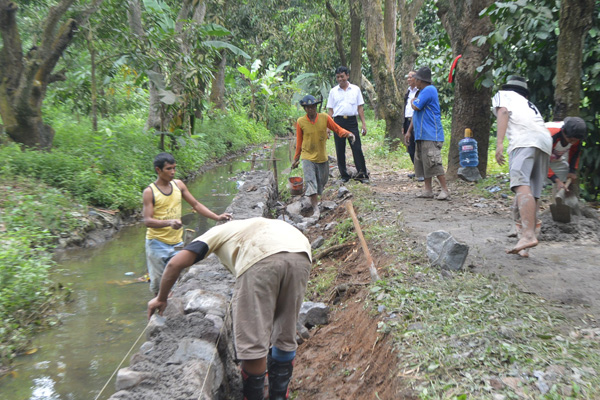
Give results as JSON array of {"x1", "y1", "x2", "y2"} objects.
[
  {"x1": 198, "y1": 297, "x2": 233, "y2": 399},
  {"x1": 93, "y1": 324, "x2": 149, "y2": 400},
  {"x1": 93, "y1": 295, "x2": 233, "y2": 400}
]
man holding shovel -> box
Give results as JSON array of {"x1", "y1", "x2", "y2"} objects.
[
  {"x1": 292, "y1": 95, "x2": 355, "y2": 219},
  {"x1": 545, "y1": 117, "x2": 587, "y2": 193},
  {"x1": 142, "y1": 152, "x2": 231, "y2": 295},
  {"x1": 492, "y1": 76, "x2": 552, "y2": 256}
]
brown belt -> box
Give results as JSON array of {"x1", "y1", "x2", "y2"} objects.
[{"x1": 335, "y1": 115, "x2": 356, "y2": 119}]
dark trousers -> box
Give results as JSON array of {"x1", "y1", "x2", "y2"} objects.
[
  {"x1": 403, "y1": 117, "x2": 415, "y2": 164},
  {"x1": 333, "y1": 116, "x2": 368, "y2": 179}
]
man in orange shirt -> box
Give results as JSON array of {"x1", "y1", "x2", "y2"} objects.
[{"x1": 291, "y1": 95, "x2": 355, "y2": 219}]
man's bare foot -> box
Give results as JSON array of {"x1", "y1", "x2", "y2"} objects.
[
  {"x1": 518, "y1": 249, "x2": 529, "y2": 258},
  {"x1": 507, "y1": 237, "x2": 538, "y2": 254}
]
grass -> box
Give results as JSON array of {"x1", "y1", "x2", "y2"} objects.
[
  {"x1": 309, "y1": 112, "x2": 600, "y2": 397},
  {"x1": 331, "y1": 166, "x2": 600, "y2": 399}
]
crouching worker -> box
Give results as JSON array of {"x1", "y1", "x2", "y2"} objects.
[
  {"x1": 545, "y1": 116, "x2": 587, "y2": 194},
  {"x1": 147, "y1": 217, "x2": 312, "y2": 400}
]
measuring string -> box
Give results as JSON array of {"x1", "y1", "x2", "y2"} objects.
[{"x1": 93, "y1": 324, "x2": 149, "y2": 400}]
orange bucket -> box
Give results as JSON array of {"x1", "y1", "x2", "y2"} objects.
[{"x1": 288, "y1": 177, "x2": 304, "y2": 195}]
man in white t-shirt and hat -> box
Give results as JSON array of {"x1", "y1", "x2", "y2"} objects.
[{"x1": 492, "y1": 76, "x2": 552, "y2": 256}]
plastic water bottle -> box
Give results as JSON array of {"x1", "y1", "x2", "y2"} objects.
[{"x1": 459, "y1": 128, "x2": 479, "y2": 167}]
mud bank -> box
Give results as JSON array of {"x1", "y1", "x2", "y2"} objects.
[{"x1": 108, "y1": 171, "x2": 277, "y2": 400}]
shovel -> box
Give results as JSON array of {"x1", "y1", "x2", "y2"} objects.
[{"x1": 550, "y1": 178, "x2": 572, "y2": 223}]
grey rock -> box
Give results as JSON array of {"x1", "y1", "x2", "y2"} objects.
[
  {"x1": 304, "y1": 216, "x2": 318, "y2": 226},
  {"x1": 338, "y1": 186, "x2": 350, "y2": 198},
  {"x1": 184, "y1": 290, "x2": 227, "y2": 317},
  {"x1": 298, "y1": 301, "x2": 329, "y2": 327},
  {"x1": 146, "y1": 314, "x2": 166, "y2": 338},
  {"x1": 115, "y1": 368, "x2": 151, "y2": 391},
  {"x1": 426, "y1": 230, "x2": 469, "y2": 271},
  {"x1": 458, "y1": 166, "x2": 482, "y2": 182},
  {"x1": 321, "y1": 201, "x2": 337, "y2": 210},
  {"x1": 277, "y1": 214, "x2": 292, "y2": 222},
  {"x1": 325, "y1": 222, "x2": 338, "y2": 230},
  {"x1": 311, "y1": 236, "x2": 325, "y2": 249},
  {"x1": 296, "y1": 222, "x2": 308, "y2": 232},
  {"x1": 166, "y1": 338, "x2": 217, "y2": 365},
  {"x1": 286, "y1": 201, "x2": 303, "y2": 216},
  {"x1": 139, "y1": 341, "x2": 154, "y2": 355}
]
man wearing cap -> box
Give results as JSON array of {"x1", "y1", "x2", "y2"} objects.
[
  {"x1": 327, "y1": 66, "x2": 369, "y2": 183},
  {"x1": 292, "y1": 95, "x2": 355, "y2": 218},
  {"x1": 545, "y1": 117, "x2": 587, "y2": 193},
  {"x1": 404, "y1": 66, "x2": 450, "y2": 200},
  {"x1": 492, "y1": 76, "x2": 552, "y2": 255}
]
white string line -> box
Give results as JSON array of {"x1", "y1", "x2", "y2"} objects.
[
  {"x1": 198, "y1": 298, "x2": 233, "y2": 399},
  {"x1": 94, "y1": 324, "x2": 149, "y2": 400}
]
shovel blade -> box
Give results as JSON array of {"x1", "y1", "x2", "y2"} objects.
[
  {"x1": 282, "y1": 167, "x2": 291, "y2": 175},
  {"x1": 550, "y1": 203, "x2": 571, "y2": 223}
]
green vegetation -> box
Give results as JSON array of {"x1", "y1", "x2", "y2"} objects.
[{"x1": 0, "y1": 104, "x2": 280, "y2": 365}]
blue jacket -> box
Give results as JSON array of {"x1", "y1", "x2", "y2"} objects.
[{"x1": 412, "y1": 85, "x2": 444, "y2": 142}]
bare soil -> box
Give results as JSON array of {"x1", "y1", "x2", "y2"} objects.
[{"x1": 291, "y1": 164, "x2": 600, "y2": 399}]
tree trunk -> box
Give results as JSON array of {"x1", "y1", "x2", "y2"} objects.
[
  {"x1": 87, "y1": 25, "x2": 98, "y2": 132},
  {"x1": 210, "y1": 50, "x2": 227, "y2": 111},
  {"x1": 326, "y1": 1, "x2": 347, "y2": 67},
  {"x1": 383, "y1": 0, "x2": 397, "y2": 67},
  {"x1": 553, "y1": 0, "x2": 594, "y2": 120},
  {"x1": 127, "y1": 0, "x2": 161, "y2": 131},
  {"x1": 437, "y1": 0, "x2": 494, "y2": 179},
  {"x1": 0, "y1": 0, "x2": 103, "y2": 149},
  {"x1": 361, "y1": 0, "x2": 403, "y2": 148},
  {"x1": 360, "y1": 74, "x2": 378, "y2": 118},
  {"x1": 398, "y1": 0, "x2": 425, "y2": 81},
  {"x1": 349, "y1": 0, "x2": 362, "y2": 86}
]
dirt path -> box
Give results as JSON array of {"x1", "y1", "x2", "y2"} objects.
[
  {"x1": 292, "y1": 163, "x2": 600, "y2": 399},
  {"x1": 369, "y1": 169, "x2": 600, "y2": 324}
]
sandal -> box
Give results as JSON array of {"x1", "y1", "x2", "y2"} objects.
[{"x1": 416, "y1": 191, "x2": 434, "y2": 198}]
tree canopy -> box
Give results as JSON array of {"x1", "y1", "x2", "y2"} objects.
[{"x1": 1, "y1": 0, "x2": 599, "y2": 197}]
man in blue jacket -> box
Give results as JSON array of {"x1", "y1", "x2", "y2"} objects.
[{"x1": 404, "y1": 67, "x2": 450, "y2": 200}]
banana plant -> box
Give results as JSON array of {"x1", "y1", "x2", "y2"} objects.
[{"x1": 238, "y1": 60, "x2": 290, "y2": 122}]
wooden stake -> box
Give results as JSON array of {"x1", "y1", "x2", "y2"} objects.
[
  {"x1": 271, "y1": 137, "x2": 278, "y2": 195},
  {"x1": 345, "y1": 200, "x2": 381, "y2": 282}
]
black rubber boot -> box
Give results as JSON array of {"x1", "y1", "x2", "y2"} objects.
[
  {"x1": 267, "y1": 354, "x2": 294, "y2": 400},
  {"x1": 241, "y1": 368, "x2": 266, "y2": 400}
]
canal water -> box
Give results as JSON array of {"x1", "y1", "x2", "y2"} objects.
[{"x1": 0, "y1": 143, "x2": 293, "y2": 400}]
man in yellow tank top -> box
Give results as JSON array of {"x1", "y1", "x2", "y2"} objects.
[
  {"x1": 142, "y1": 153, "x2": 231, "y2": 294},
  {"x1": 291, "y1": 95, "x2": 355, "y2": 219}
]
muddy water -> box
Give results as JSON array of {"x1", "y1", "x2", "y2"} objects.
[{"x1": 0, "y1": 143, "x2": 293, "y2": 400}]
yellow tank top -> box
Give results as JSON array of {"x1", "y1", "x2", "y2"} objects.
[{"x1": 146, "y1": 181, "x2": 183, "y2": 245}]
